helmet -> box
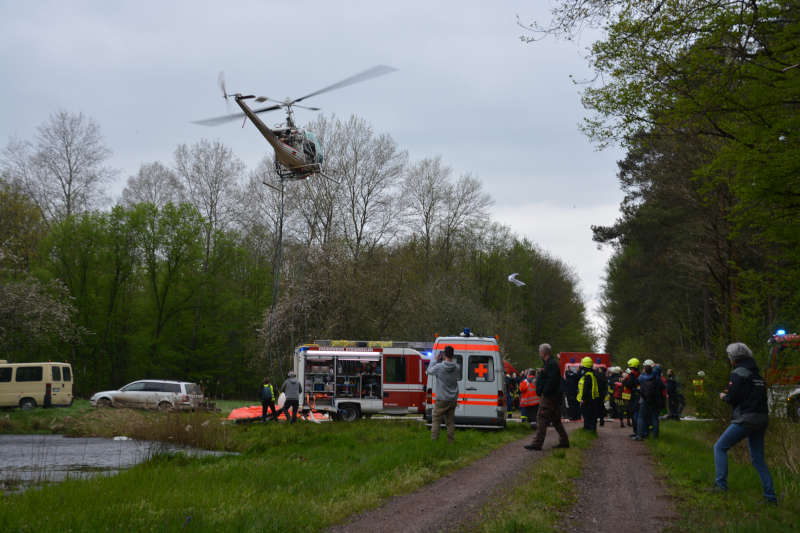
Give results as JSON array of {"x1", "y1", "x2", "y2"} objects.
[
  {"x1": 643, "y1": 359, "x2": 655, "y2": 367},
  {"x1": 581, "y1": 356, "x2": 593, "y2": 368},
  {"x1": 627, "y1": 358, "x2": 640, "y2": 368},
  {"x1": 697, "y1": 370, "x2": 705, "y2": 377}
]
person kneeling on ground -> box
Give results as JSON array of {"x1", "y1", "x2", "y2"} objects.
[
  {"x1": 525, "y1": 343, "x2": 569, "y2": 451},
  {"x1": 712, "y1": 342, "x2": 777, "y2": 504},
  {"x1": 427, "y1": 345, "x2": 460, "y2": 442}
]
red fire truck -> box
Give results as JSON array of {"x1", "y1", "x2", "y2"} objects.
[
  {"x1": 294, "y1": 340, "x2": 433, "y2": 421},
  {"x1": 766, "y1": 331, "x2": 800, "y2": 420},
  {"x1": 558, "y1": 352, "x2": 612, "y2": 378}
]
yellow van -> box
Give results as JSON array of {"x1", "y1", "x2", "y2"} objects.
[{"x1": 0, "y1": 360, "x2": 74, "y2": 409}]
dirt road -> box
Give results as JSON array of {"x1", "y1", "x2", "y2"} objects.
[
  {"x1": 326, "y1": 422, "x2": 579, "y2": 533},
  {"x1": 565, "y1": 422, "x2": 677, "y2": 533},
  {"x1": 328, "y1": 419, "x2": 677, "y2": 533}
]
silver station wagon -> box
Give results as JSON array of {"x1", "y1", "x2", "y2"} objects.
[{"x1": 90, "y1": 380, "x2": 203, "y2": 411}]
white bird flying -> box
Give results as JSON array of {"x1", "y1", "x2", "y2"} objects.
[{"x1": 508, "y1": 273, "x2": 526, "y2": 287}]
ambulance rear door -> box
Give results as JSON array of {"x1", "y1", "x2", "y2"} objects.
[{"x1": 459, "y1": 350, "x2": 503, "y2": 426}]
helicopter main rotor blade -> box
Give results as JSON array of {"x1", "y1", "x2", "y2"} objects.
[
  {"x1": 192, "y1": 104, "x2": 283, "y2": 126},
  {"x1": 289, "y1": 65, "x2": 397, "y2": 105}
]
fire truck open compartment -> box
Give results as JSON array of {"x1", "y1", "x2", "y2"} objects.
[{"x1": 296, "y1": 345, "x2": 427, "y2": 420}]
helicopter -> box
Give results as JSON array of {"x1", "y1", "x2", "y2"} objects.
[{"x1": 192, "y1": 65, "x2": 396, "y2": 181}]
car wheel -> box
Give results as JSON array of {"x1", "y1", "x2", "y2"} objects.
[
  {"x1": 19, "y1": 398, "x2": 36, "y2": 410},
  {"x1": 337, "y1": 406, "x2": 360, "y2": 422},
  {"x1": 158, "y1": 401, "x2": 173, "y2": 412},
  {"x1": 97, "y1": 398, "x2": 112, "y2": 408}
]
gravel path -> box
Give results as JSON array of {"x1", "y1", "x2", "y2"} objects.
[
  {"x1": 326, "y1": 421, "x2": 580, "y2": 533},
  {"x1": 565, "y1": 421, "x2": 677, "y2": 532}
]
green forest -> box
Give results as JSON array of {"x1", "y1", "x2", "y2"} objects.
[
  {"x1": 0, "y1": 114, "x2": 595, "y2": 397},
  {"x1": 520, "y1": 0, "x2": 800, "y2": 375}
]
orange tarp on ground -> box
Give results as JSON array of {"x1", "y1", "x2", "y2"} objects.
[{"x1": 227, "y1": 405, "x2": 328, "y2": 422}]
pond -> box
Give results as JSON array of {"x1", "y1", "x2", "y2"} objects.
[{"x1": 0, "y1": 434, "x2": 228, "y2": 493}]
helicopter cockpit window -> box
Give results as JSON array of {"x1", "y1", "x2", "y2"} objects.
[{"x1": 305, "y1": 131, "x2": 324, "y2": 164}]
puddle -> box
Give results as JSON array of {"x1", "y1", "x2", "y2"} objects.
[{"x1": 0, "y1": 434, "x2": 229, "y2": 493}]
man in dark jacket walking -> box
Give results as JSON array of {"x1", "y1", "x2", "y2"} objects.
[
  {"x1": 712, "y1": 342, "x2": 777, "y2": 504},
  {"x1": 525, "y1": 343, "x2": 570, "y2": 450}
]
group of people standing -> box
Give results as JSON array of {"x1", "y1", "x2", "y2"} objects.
[{"x1": 258, "y1": 372, "x2": 304, "y2": 423}]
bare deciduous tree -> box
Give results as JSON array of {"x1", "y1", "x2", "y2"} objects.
[
  {"x1": 439, "y1": 173, "x2": 493, "y2": 267},
  {"x1": 174, "y1": 139, "x2": 244, "y2": 267},
  {"x1": 1, "y1": 111, "x2": 115, "y2": 222},
  {"x1": 402, "y1": 156, "x2": 451, "y2": 266},
  {"x1": 120, "y1": 162, "x2": 184, "y2": 209},
  {"x1": 333, "y1": 116, "x2": 406, "y2": 260}
]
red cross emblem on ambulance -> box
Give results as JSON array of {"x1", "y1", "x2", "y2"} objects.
[{"x1": 475, "y1": 363, "x2": 488, "y2": 378}]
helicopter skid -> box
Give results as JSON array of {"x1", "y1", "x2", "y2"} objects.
[{"x1": 274, "y1": 160, "x2": 319, "y2": 180}]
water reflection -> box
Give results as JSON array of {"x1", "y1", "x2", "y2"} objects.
[{"x1": 0, "y1": 434, "x2": 228, "y2": 492}]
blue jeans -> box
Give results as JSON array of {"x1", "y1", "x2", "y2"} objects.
[
  {"x1": 713, "y1": 423, "x2": 776, "y2": 502},
  {"x1": 637, "y1": 402, "x2": 659, "y2": 438}
]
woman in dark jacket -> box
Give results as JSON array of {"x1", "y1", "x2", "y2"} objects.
[{"x1": 712, "y1": 342, "x2": 777, "y2": 504}]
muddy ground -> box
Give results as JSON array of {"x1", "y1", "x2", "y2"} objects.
[
  {"x1": 565, "y1": 421, "x2": 677, "y2": 533},
  {"x1": 327, "y1": 419, "x2": 676, "y2": 533}
]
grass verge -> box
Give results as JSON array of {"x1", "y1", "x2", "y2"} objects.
[
  {"x1": 647, "y1": 420, "x2": 799, "y2": 532},
  {"x1": 467, "y1": 429, "x2": 596, "y2": 533},
  {"x1": 0, "y1": 420, "x2": 531, "y2": 532}
]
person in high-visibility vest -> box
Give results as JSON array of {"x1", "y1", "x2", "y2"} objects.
[
  {"x1": 609, "y1": 366, "x2": 625, "y2": 427},
  {"x1": 693, "y1": 371, "x2": 705, "y2": 396},
  {"x1": 577, "y1": 356, "x2": 599, "y2": 432},
  {"x1": 622, "y1": 358, "x2": 641, "y2": 433},
  {"x1": 259, "y1": 377, "x2": 278, "y2": 422},
  {"x1": 519, "y1": 369, "x2": 540, "y2": 429}
]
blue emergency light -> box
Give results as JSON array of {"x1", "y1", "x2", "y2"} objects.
[
  {"x1": 463, "y1": 328, "x2": 471, "y2": 337},
  {"x1": 776, "y1": 329, "x2": 786, "y2": 335}
]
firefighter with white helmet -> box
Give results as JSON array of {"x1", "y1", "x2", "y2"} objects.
[
  {"x1": 577, "y1": 356, "x2": 599, "y2": 432},
  {"x1": 608, "y1": 366, "x2": 625, "y2": 427},
  {"x1": 693, "y1": 370, "x2": 706, "y2": 417}
]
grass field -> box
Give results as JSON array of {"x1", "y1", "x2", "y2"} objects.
[
  {"x1": 648, "y1": 420, "x2": 799, "y2": 532},
  {"x1": 0, "y1": 407, "x2": 532, "y2": 532}
]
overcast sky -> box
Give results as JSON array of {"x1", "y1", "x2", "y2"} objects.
[{"x1": 0, "y1": 0, "x2": 624, "y2": 345}]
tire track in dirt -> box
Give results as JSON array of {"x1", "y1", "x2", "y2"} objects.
[
  {"x1": 565, "y1": 422, "x2": 677, "y2": 533},
  {"x1": 326, "y1": 422, "x2": 581, "y2": 533}
]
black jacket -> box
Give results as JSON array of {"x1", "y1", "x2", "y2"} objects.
[
  {"x1": 666, "y1": 377, "x2": 678, "y2": 396},
  {"x1": 595, "y1": 371, "x2": 608, "y2": 402},
  {"x1": 723, "y1": 357, "x2": 768, "y2": 429},
  {"x1": 536, "y1": 357, "x2": 562, "y2": 398}
]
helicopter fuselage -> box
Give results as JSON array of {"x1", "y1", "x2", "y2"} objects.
[{"x1": 233, "y1": 95, "x2": 322, "y2": 179}]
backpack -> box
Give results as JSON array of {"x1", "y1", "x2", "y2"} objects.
[{"x1": 639, "y1": 377, "x2": 661, "y2": 405}]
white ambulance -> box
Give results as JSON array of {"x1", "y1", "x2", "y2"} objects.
[{"x1": 424, "y1": 329, "x2": 507, "y2": 428}]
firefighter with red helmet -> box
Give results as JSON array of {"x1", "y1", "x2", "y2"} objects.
[{"x1": 519, "y1": 368, "x2": 540, "y2": 429}]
